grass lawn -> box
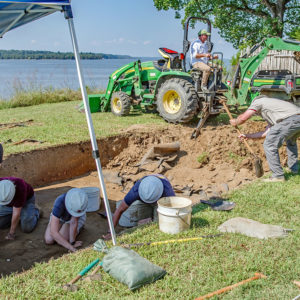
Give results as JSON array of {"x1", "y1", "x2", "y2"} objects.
[
  {"x1": 0, "y1": 98, "x2": 298, "y2": 299},
  {"x1": 0, "y1": 100, "x2": 239, "y2": 156},
  {"x1": 0, "y1": 100, "x2": 166, "y2": 155},
  {"x1": 0, "y1": 99, "x2": 248, "y2": 156},
  {"x1": 0, "y1": 175, "x2": 299, "y2": 299}
]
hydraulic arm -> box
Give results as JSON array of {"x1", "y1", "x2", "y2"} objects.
[{"x1": 225, "y1": 37, "x2": 300, "y2": 106}]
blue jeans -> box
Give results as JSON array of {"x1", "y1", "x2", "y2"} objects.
[{"x1": 0, "y1": 195, "x2": 39, "y2": 233}]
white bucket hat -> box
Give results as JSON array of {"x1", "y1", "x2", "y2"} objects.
[
  {"x1": 138, "y1": 176, "x2": 164, "y2": 204},
  {"x1": 0, "y1": 180, "x2": 16, "y2": 206},
  {"x1": 65, "y1": 188, "x2": 88, "y2": 217}
]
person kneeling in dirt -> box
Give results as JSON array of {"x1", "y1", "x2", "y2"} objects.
[
  {"x1": 230, "y1": 95, "x2": 300, "y2": 182},
  {"x1": 44, "y1": 188, "x2": 88, "y2": 252},
  {"x1": 0, "y1": 177, "x2": 41, "y2": 240},
  {"x1": 104, "y1": 174, "x2": 175, "y2": 239}
]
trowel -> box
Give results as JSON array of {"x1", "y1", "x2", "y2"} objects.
[{"x1": 200, "y1": 199, "x2": 236, "y2": 211}]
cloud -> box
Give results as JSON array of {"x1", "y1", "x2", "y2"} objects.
[
  {"x1": 104, "y1": 37, "x2": 125, "y2": 44},
  {"x1": 31, "y1": 40, "x2": 36, "y2": 44},
  {"x1": 53, "y1": 41, "x2": 60, "y2": 46},
  {"x1": 128, "y1": 39, "x2": 138, "y2": 45},
  {"x1": 143, "y1": 40, "x2": 151, "y2": 45},
  {"x1": 91, "y1": 40, "x2": 101, "y2": 46}
]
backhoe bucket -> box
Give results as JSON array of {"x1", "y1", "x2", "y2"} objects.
[{"x1": 78, "y1": 93, "x2": 105, "y2": 113}]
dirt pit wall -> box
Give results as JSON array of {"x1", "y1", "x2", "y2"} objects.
[{"x1": 0, "y1": 136, "x2": 128, "y2": 186}]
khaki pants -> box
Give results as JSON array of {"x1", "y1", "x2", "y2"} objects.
[
  {"x1": 192, "y1": 62, "x2": 211, "y2": 87},
  {"x1": 263, "y1": 114, "x2": 300, "y2": 178}
]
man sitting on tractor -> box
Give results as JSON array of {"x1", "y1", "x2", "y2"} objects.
[{"x1": 190, "y1": 29, "x2": 217, "y2": 92}]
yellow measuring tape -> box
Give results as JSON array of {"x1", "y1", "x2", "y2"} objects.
[{"x1": 123, "y1": 234, "x2": 222, "y2": 248}]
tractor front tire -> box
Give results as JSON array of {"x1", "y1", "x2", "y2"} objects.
[
  {"x1": 156, "y1": 78, "x2": 198, "y2": 123},
  {"x1": 111, "y1": 92, "x2": 131, "y2": 116}
]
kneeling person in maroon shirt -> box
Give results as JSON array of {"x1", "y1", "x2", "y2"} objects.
[{"x1": 0, "y1": 177, "x2": 40, "y2": 240}]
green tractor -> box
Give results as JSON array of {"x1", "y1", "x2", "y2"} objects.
[
  {"x1": 87, "y1": 17, "x2": 300, "y2": 134},
  {"x1": 87, "y1": 17, "x2": 225, "y2": 125}
]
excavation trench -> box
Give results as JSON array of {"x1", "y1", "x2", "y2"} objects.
[{"x1": 0, "y1": 122, "x2": 296, "y2": 276}]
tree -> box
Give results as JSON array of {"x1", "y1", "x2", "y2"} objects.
[
  {"x1": 153, "y1": 0, "x2": 300, "y2": 48},
  {"x1": 289, "y1": 27, "x2": 300, "y2": 41}
]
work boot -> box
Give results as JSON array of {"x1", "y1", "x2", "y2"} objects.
[{"x1": 263, "y1": 176, "x2": 285, "y2": 182}]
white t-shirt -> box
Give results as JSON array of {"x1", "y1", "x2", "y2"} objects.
[
  {"x1": 190, "y1": 39, "x2": 209, "y2": 66},
  {"x1": 248, "y1": 96, "x2": 300, "y2": 125}
]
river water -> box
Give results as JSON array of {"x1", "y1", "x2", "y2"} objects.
[
  {"x1": 0, "y1": 57, "x2": 230, "y2": 99},
  {"x1": 0, "y1": 58, "x2": 156, "y2": 99}
]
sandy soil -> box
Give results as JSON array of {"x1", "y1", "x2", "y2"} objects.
[{"x1": 1, "y1": 122, "x2": 297, "y2": 277}]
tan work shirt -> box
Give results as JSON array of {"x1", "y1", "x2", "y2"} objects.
[{"x1": 248, "y1": 96, "x2": 300, "y2": 125}]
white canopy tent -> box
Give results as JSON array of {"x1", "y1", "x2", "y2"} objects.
[{"x1": 0, "y1": 0, "x2": 117, "y2": 245}]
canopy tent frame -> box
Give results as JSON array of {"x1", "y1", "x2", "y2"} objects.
[{"x1": 0, "y1": 0, "x2": 117, "y2": 245}]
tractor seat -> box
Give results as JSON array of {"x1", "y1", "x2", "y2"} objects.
[{"x1": 157, "y1": 48, "x2": 182, "y2": 70}]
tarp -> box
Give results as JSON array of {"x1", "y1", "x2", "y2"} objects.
[{"x1": 0, "y1": 0, "x2": 70, "y2": 37}]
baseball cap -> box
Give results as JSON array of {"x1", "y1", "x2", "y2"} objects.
[
  {"x1": 65, "y1": 188, "x2": 88, "y2": 217},
  {"x1": 198, "y1": 29, "x2": 211, "y2": 36},
  {"x1": 0, "y1": 180, "x2": 16, "y2": 206},
  {"x1": 138, "y1": 176, "x2": 164, "y2": 204}
]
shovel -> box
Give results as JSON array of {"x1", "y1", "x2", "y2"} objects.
[
  {"x1": 221, "y1": 101, "x2": 264, "y2": 178},
  {"x1": 62, "y1": 258, "x2": 100, "y2": 291}
]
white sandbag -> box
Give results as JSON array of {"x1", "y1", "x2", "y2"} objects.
[{"x1": 218, "y1": 217, "x2": 290, "y2": 239}]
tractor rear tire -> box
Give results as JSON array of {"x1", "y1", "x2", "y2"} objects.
[
  {"x1": 111, "y1": 92, "x2": 132, "y2": 116},
  {"x1": 156, "y1": 78, "x2": 198, "y2": 123}
]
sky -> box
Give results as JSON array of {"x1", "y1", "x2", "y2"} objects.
[{"x1": 0, "y1": 0, "x2": 237, "y2": 59}]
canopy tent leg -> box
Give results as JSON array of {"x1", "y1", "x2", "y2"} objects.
[{"x1": 65, "y1": 11, "x2": 117, "y2": 245}]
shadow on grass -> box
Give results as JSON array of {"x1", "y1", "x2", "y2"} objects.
[
  {"x1": 128, "y1": 112, "x2": 144, "y2": 117},
  {"x1": 191, "y1": 216, "x2": 210, "y2": 228},
  {"x1": 191, "y1": 204, "x2": 210, "y2": 228},
  {"x1": 192, "y1": 203, "x2": 208, "y2": 214},
  {"x1": 285, "y1": 172, "x2": 299, "y2": 181}
]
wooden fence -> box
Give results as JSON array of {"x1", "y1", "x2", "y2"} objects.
[{"x1": 240, "y1": 48, "x2": 300, "y2": 74}]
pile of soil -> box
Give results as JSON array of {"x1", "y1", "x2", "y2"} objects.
[
  {"x1": 106, "y1": 121, "x2": 271, "y2": 196},
  {"x1": 0, "y1": 121, "x2": 297, "y2": 277}
]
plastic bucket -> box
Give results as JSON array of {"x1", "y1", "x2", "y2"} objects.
[
  {"x1": 116, "y1": 200, "x2": 154, "y2": 227},
  {"x1": 82, "y1": 187, "x2": 101, "y2": 212},
  {"x1": 157, "y1": 196, "x2": 192, "y2": 234}
]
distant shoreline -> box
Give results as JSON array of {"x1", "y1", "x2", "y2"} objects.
[{"x1": 0, "y1": 49, "x2": 132, "y2": 60}]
